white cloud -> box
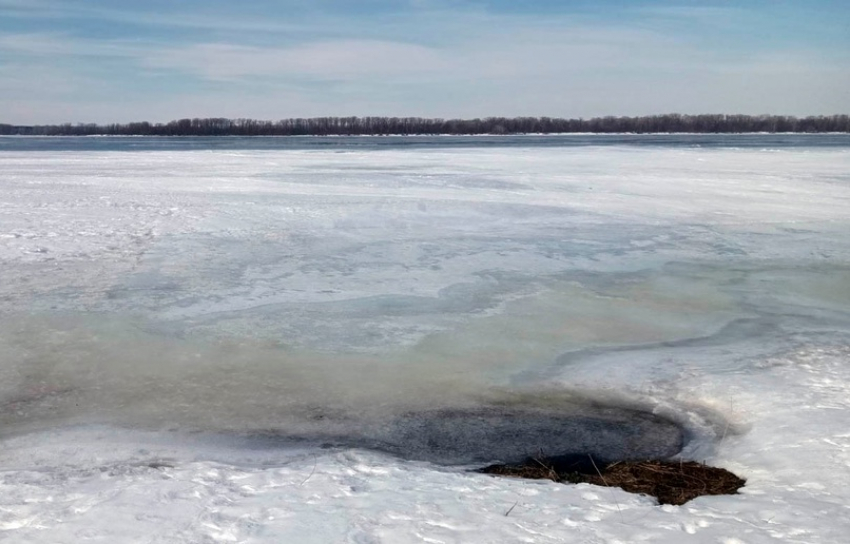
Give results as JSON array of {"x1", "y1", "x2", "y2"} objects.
[
  {"x1": 0, "y1": 0, "x2": 53, "y2": 10},
  {"x1": 0, "y1": 32, "x2": 152, "y2": 58},
  {"x1": 0, "y1": 0, "x2": 348, "y2": 36},
  {"x1": 137, "y1": 23, "x2": 694, "y2": 84},
  {"x1": 1, "y1": 5, "x2": 847, "y2": 123},
  {"x1": 143, "y1": 39, "x2": 450, "y2": 81}
]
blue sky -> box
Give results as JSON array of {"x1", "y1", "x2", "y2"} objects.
[{"x1": 1, "y1": 0, "x2": 847, "y2": 124}]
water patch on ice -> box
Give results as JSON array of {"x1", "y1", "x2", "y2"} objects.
[{"x1": 0, "y1": 313, "x2": 691, "y2": 467}]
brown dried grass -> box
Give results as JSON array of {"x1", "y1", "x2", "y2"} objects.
[{"x1": 479, "y1": 458, "x2": 745, "y2": 505}]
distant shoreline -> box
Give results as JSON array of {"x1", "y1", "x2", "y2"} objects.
[
  {"x1": 3, "y1": 132, "x2": 850, "y2": 138},
  {"x1": 2, "y1": 114, "x2": 848, "y2": 137}
]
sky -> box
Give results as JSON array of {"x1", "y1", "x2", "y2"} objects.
[{"x1": 0, "y1": 0, "x2": 848, "y2": 124}]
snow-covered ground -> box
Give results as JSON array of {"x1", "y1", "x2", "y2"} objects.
[{"x1": 1, "y1": 137, "x2": 849, "y2": 542}]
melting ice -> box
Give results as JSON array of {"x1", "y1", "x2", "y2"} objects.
[{"x1": 1, "y1": 135, "x2": 849, "y2": 543}]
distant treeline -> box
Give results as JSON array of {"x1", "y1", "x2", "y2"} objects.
[{"x1": 2, "y1": 114, "x2": 849, "y2": 136}]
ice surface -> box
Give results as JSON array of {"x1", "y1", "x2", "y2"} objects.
[{"x1": 1, "y1": 136, "x2": 850, "y2": 542}]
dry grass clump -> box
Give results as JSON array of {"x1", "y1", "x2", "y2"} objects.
[{"x1": 479, "y1": 457, "x2": 745, "y2": 505}]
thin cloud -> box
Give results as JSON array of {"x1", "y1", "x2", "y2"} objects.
[
  {"x1": 0, "y1": 0, "x2": 351, "y2": 36},
  {"x1": 1, "y1": 1, "x2": 847, "y2": 123},
  {"x1": 0, "y1": 31, "x2": 169, "y2": 61},
  {"x1": 138, "y1": 23, "x2": 697, "y2": 83},
  {"x1": 143, "y1": 40, "x2": 449, "y2": 81},
  {"x1": 629, "y1": 5, "x2": 748, "y2": 22},
  {"x1": 0, "y1": 0, "x2": 54, "y2": 11}
]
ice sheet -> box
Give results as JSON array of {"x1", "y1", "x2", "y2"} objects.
[{"x1": 1, "y1": 138, "x2": 849, "y2": 542}]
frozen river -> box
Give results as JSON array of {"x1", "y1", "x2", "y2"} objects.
[{"x1": 1, "y1": 135, "x2": 849, "y2": 542}]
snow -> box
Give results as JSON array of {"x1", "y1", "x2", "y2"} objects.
[{"x1": 1, "y1": 136, "x2": 849, "y2": 543}]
